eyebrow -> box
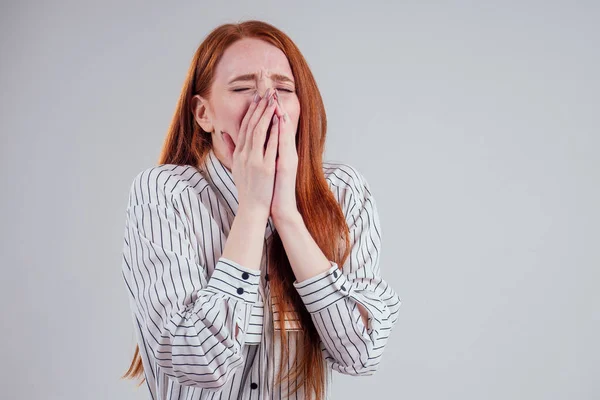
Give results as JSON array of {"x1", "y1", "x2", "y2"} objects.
[{"x1": 227, "y1": 73, "x2": 295, "y2": 85}]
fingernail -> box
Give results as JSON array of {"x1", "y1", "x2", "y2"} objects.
[
  {"x1": 268, "y1": 94, "x2": 274, "y2": 106},
  {"x1": 272, "y1": 114, "x2": 279, "y2": 124},
  {"x1": 253, "y1": 93, "x2": 260, "y2": 103}
]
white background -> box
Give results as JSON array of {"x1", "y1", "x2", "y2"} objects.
[{"x1": 1, "y1": 1, "x2": 598, "y2": 399}]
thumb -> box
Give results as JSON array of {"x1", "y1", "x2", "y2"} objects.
[{"x1": 221, "y1": 131, "x2": 236, "y2": 157}]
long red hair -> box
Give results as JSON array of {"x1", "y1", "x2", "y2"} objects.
[{"x1": 122, "y1": 20, "x2": 352, "y2": 399}]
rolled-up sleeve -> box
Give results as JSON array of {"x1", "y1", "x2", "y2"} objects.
[{"x1": 292, "y1": 169, "x2": 402, "y2": 376}]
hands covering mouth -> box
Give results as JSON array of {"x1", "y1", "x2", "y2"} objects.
[{"x1": 223, "y1": 123, "x2": 274, "y2": 152}]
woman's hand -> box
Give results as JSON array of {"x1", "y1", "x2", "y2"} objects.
[
  {"x1": 269, "y1": 90, "x2": 300, "y2": 223},
  {"x1": 223, "y1": 88, "x2": 280, "y2": 221}
]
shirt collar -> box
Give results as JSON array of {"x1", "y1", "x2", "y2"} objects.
[{"x1": 201, "y1": 148, "x2": 274, "y2": 240}]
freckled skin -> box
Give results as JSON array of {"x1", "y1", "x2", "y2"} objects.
[{"x1": 191, "y1": 38, "x2": 301, "y2": 171}]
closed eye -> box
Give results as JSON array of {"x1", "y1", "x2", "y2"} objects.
[{"x1": 232, "y1": 88, "x2": 295, "y2": 93}]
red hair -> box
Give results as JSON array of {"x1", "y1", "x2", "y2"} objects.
[{"x1": 122, "y1": 20, "x2": 352, "y2": 399}]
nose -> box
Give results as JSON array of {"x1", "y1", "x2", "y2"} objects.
[{"x1": 257, "y1": 80, "x2": 275, "y2": 98}]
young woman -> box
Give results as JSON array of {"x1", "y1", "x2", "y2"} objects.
[{"x1": 121, "y1": 20, "x2": 402, "y2": 400}]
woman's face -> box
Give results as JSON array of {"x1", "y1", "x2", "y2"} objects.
[{"x1": 192, "y1": 38, "x2": 300, "y2": 171}]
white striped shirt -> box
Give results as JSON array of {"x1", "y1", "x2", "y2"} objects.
[{"x1": 121, "y1": 148, "x2": 402, "y2": 399}]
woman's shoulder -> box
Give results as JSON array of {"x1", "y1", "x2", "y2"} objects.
[
  {"x1": 126, "y1": 163, "x2": 207, "y2": 206},
  {"x1": 322, "y1": 159, "x2": 370, "y2": 198}
]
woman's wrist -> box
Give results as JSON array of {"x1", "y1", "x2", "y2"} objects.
[
  {"x1": 237, "y1": 203, "x2": 270, "y2": 225},
  {"x1": 221, "y1": 204, "x2": 270, "y2": 271}
]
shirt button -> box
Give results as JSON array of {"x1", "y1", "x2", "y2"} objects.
[
  {"x1": 250, "y1": 382, "x2": 258, "y2": 389},
  {"x1": 333, "y1": 270, "x2": 338, "y2": 278},
  {"x1": 242, "y1": 272, "x2": 249, "y2": 280},
  {"x1": 237, "y1": 288, "x2": 244, "y2": 295}
]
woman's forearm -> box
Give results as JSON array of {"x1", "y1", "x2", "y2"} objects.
[
  {"x1": 221, "y1": 205, "x2": 269, "y2": 271},
  {"x1": 274, "y1": 212, "x2": 332, "y2": 282},
  {"x1": 275, "y1": 211, "x2": 369, "y2": 326}
]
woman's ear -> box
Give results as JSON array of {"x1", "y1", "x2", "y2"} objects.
[{"x1": 191, "y1": 95, "x2": 214, "y2": 133}]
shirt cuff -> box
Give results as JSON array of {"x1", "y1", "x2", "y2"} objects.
[
  {"x1": 206, "y1": 256, "x2": 261, "y2": 304},
  {"x1": 292, "y1": 260, "x2": 350, "y2": 313}
]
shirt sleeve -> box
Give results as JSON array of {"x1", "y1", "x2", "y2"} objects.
[
  {"x1": 292, "y1": 168, "x2": 402, "y2": 376},
  {"x1": 121, "y1": 175, "x2": 260, "y2": 391}
]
